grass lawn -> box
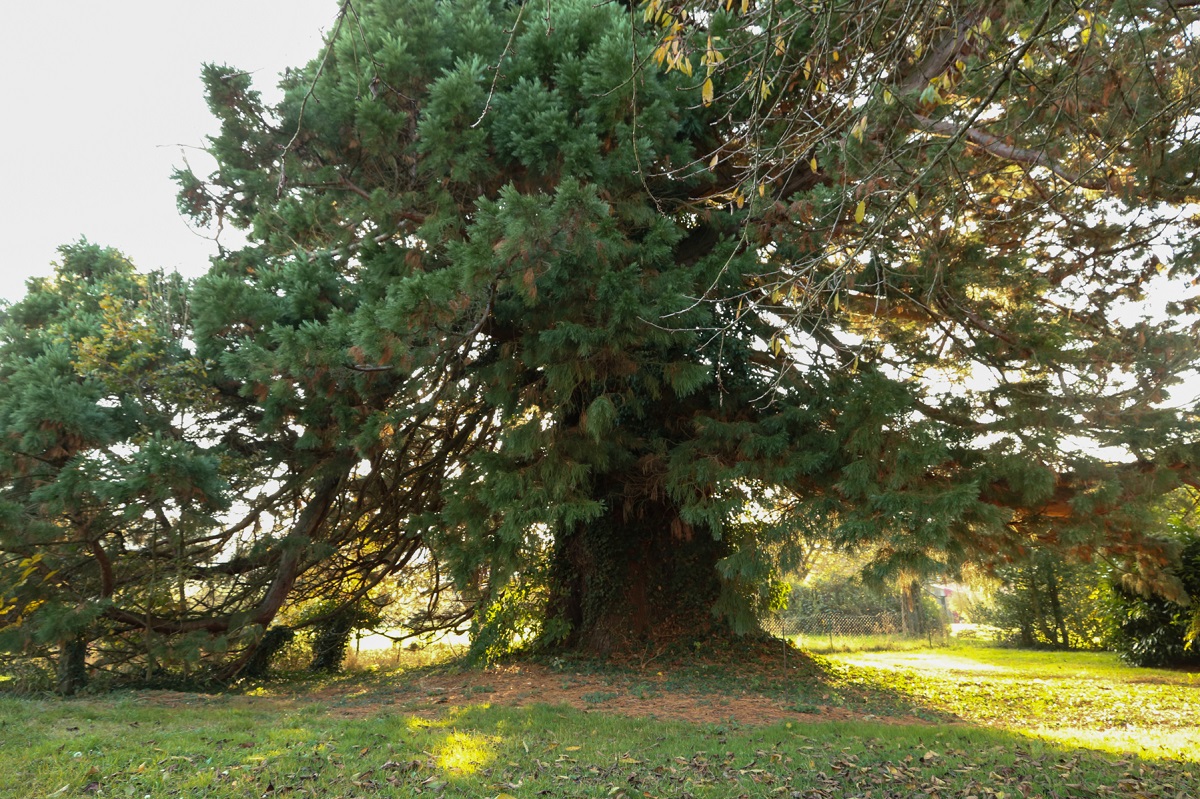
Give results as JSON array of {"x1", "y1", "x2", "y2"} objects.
[
  {"x1": 1, "y1": 642, "x2": 1197, "y2": 798},
  {"x1": 823, "y1": 644, "x2": 1200, "y2": 761}
]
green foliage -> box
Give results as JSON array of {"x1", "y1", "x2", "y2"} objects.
[
  {"x1": 1107, "y1": 536, "x2": 1200, "y2": 667},
  {"x1": 785, "y1": 573, "x2": 900, "y2": 619},
  {"x1": 240, "y1": 626, "x2": 295, "y2": 680},
  {"x1": 977, "y1": 549, "x2": 1110, "y2": 650},
  {"x1": 467, "y1": 566, "x2": 555, "y2": 665},
  {"x1": 0, "y1": 238, "x2": 447, "y2": 683},
  {"x1": 0, "y1": 242, "x2": 230, "y2": 682},
  {"x1": 307, "y1": 600, "x2": 383, "y2": 673},
  {"x1": 273, "y1": 596, "x2": 388, "y2": 675}
]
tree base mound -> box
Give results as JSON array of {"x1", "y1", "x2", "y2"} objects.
[{"x1": 539, "y1": 625, "x2": 827, "y2": 687}]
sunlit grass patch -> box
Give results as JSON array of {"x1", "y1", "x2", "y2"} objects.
[
  {"x1": 836, "y1": 651, "x2": 1009, "y2": 673},
  {"x1": 1034, "y1": 726, "x2": 1200, "y2": 761},
  {"x1": 434, "y1": 730, "x2": 498, "y2": 775},
  {"x1": 788, "y1": 632, "x2": 948, "y2": 653},
  {"x1": 824, "y1": 644, "x2": 1200, "y2": 760}
]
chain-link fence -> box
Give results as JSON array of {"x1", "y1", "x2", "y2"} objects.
[
  {"x1": 761, "y1": 611, "x2": 920, "y2": 651},
  {"x1": 762, "y1": 611, "x2": 901, "y2": 639}
]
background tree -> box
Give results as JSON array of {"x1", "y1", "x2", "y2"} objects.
[
  {"x1": 0, "y1": 243, "x2": 224, "y2": 689},
  {"x1": 0, "y1": 242, "x2": 464, "y2": 686},
  {"x1": 978, "y1": 548, "x2": 1109, "y2": 649}
]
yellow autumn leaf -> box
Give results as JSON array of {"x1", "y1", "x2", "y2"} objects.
[
  {"x1": 702, "y1": 77, "x2": 714, "y2": 105},
  {"x1": 882, "y1": 88, "x2": 893, "y2": 105},
  {"x1": 851, "y1": 116, "x2": 868, "y2": 143},
  {"x1": 709, "y1": 151, "x2": 720, "y2": 169},
  {"x1": 704, "y1": 35, "x2": 725, "y2": 68},
  {"x1": 810, "y1": 157, "x2": 819, "y2": 172},
  {"x1": 854, "y1": 200, "x2": 866, "y2": 223},
  {"x1": 832, "y1": 50, "x2": 839, "y2": 62},
  {"x1": 758, "y1": 183, "x2": 766, "y2": 197},
  {"x1": 906, "y1": 192, "x2": 918, "y2": 211}
]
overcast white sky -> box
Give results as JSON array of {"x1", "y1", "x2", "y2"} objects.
[{"x1": 0, "y1": 1, "x2": 338, "y2": 304}]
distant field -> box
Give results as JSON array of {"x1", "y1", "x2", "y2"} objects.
[{"x1": 1, "y1": 642, "x2": 1196, "y2": 798}]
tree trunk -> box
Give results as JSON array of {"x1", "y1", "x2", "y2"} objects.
[
  {"x1": 546, "y1": 498, "x2": 730, "y2": 654},
  {"x1": 1045, "y1": 569, "x2": 1070, "y2": 650},
  {"x1": 56, "y1": 636, "x2": 88, "y2": 696},
  {"x1": 900, "y1": 580, "x2": 924, "y2": 636},
  {"x1": 310, "y1": 608, "x2": 358, "y2": 673},
  {"x1": 1029, "y1": 574, "x2": 1053, "y2": 645},
  {"x1": 1018, "y1": 618, "x2": 1035, "y2": 648}
]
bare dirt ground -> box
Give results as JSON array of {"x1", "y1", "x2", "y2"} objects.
[
  {"x1": 131, "y1": 646, "x2": 929, "y2": 728},
  {"x1": 355, "y1": 661, "x2": 890, "y2": 726}
]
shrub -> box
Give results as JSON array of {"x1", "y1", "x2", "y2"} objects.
[{"x1": 1107, "y1": 537, "x2": 1200, "y2": 667}]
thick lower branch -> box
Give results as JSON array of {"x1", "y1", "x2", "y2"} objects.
[{"x1": 101, "y1": 467, "x2": 347, "y2": 636}]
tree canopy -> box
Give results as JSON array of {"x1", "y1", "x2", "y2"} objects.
[{"x1": 3, "y1": 0, "x2": 1199, "y2": 679}]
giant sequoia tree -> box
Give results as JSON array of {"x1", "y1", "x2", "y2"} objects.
[
  {"x1": 169, "y1": 0, "x2": 1200, "y2": 653},
  {"x1": 4, "y1": 0, "x2": 1199, "y2": 670}
]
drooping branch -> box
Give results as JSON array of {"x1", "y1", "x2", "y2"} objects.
[
  {"x1": 101, "y1": 466, "x2": 348, "y2": 635},
  {"x1": 912, "y1": 114, "x2": 1200, "y2": 203}
]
